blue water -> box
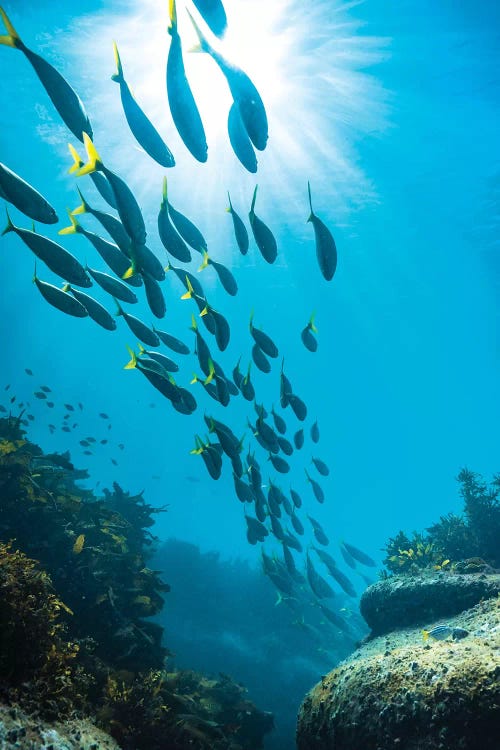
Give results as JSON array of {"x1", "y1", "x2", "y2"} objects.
[{"x1": 1, "y1": 0, "x2": 499, "y2": 746}]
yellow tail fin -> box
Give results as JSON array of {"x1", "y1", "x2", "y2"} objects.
[
  {"x1": 111, "y1": 41, "x2": 123, "y2": 82},
  {"x1": 68, "y1": 144, "x2": 84, "y2": 174},
  {"x1": 198, "y1": 250, "x2": 210, "y2": 272},
  {"x1": 0, "y1": 6, "x2": 21, "y2": 48},
  {"x1": 422, "y1": 630, "x2": 429, "y2": 641},
  {"x1": 76, "y1": 133, "x2": 102, "y2": 176},
  {"x1": 58, "y1": 208, "x2": 79, "y2": 235},
  {"x1": 124, "y1": 346, "x2": 137, "y2": 370},
  {"x1": 181, "y1": 276, "x2": 194, "y2": 300}
]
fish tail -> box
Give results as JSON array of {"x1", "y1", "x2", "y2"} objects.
[
  {"x1": 422, "y1": 630, "x2": 429, "y2": 641},
  {"x1": 199, "y1": 305, "x2": 209, "y2": 317},
  {"x1": 160, "y1": 175, "x2": 169, "y2": 209},
  {"x1": 190, "y1": 314, "x2": 198, "y2": 332},
  {"x1": 0, "y1": 6, "x2": 22, "y2": 48},
  {"x1": 124, "y1": 346, "x2": 137, "y2": 369},
  {"x1": 250, "y1": 185, "x2": 258, "y2": 215},
  {"x1": 114, "y1": 297, "x2": 123, "y2": 316},
  {"x1": 1, "y1": 206, "x2": 15, "y2": 236},
  {"x1": 71, "y1": 187, "x2": 88, "y2": 216},
  {"x1": 62, "y1": 283, "x2": 71, "y2": 292},
  {"x1": 186, "y1": 9, "x2": 209, "y2": 53},
  {"x1": 190, "y1": 373, "x2": 199, "y2": 385},
  {"x1": 198, "y1": 250, "x2": 210, "y2": 271},
  {"x1": 226, "y1": 191, "x2": 233, "y2": 212},
  {"x1": 309, "y1": 311, "x2": 318, "y2": 333},
  {"x1": 307, "y1": 181, "x2": 314, "y2": 217},
  {"x1": 181, "y1": 276, "x2": 194, "y2": 300},
  {"x1": 168, "y1": 0, "x2": 177, "y2": 32},
  {"x1": 58, "y1": 208, "x2": 80, "y2": 235},
  {"x1": 111, "y1": 41, "x2": 124, "y2": 83},
  {"x1": 204, "y1": 359, "x2": 215, "y2": 385},
  {"x1": 68, "y1": 144, "x2": 83, "y2": 174},
  {"x1": 77, "y1": 133, "x2": 102, "y2": 176}
]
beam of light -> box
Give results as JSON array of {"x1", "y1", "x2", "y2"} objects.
[{"x1": 44, "y1": 0, "x2": 390, "y2": 263}]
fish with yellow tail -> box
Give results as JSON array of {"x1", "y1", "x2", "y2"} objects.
[
  {"x1": 112, "y1": 41, "x2": 175, "y2": 168},
  {"x1": 0, "y1": 6, "x2": 92, "y2": 142},
  {"x1": 166, "y1": 0, "x2": 207, "y2": 163},
  {"x1": 422, "y1": 625, "x2": 469, "y2": 642}
]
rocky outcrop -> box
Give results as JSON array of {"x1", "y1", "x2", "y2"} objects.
[
  {"x1": 297, "y1": 581, "x2": 500, "y2": 750},
  {"x1": 0, "y1": 704, "x2": 119, "y2": 750},
  {"x1": 360, "y1": 572, "x2": 500, "y2": 636}
]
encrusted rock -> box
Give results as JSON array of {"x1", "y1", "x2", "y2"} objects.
[
  {"x1": 360, "y1": 572, "x2": 500, "y2": 636},
  {"x1": 0, "y1": 704, "x2": 119, "y2": 750},
  {"x1": 297, "y1": 596, "x2": 500, "y2": 750}
]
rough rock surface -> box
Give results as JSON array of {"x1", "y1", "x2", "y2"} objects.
[
  {"x1": 297, "y1": 595, "x2": 500, "y2": 750},
  {"x1": 0, "y1": 703, "x2": 119, "y2": 750},
  {"x1": 360, "y1": 572, "x2": 500, "y2": 636}
]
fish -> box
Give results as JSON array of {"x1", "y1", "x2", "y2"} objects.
[
  {"x1": 288, "y1": 393, "x2": 308, "y2": 422},
  {"x1": 308, "y1": 515, "x2": 329, "y2": 546},
  {"x1": 226, "y1": 192, "x2": 249, "y2": 255},
  {"x1": 248, "y1": 186, "x2": 277, "y2": 263},
  {"x1": 245, "y1": 513, "x2": 268, "y2": 544},
  {"x1": 99, "y1": 413, "x2": 109, "y2": 419},
  {"x1": 306, "y1": 553, "x2": 334, "y2": 599},
  {"x1": 86, "y1": 266, "x2": 138, "y2": 304},
  {"x1": 25, "y1": 369, "x2": 33, "y2": 376},
  {"x1": 422, "y1": 625, "x2": 469, "y2": 642},
  {"x1": 0, "y1": 162, "x2": 57, "y2": 224},
  {"x1": 227, "y1": 101, "x2": 257, "y2": 173},
  {"x1": 65, "y1": 404, "x2": 75, "y2": 412},
  {"x1": 189, "y1": 315, "x2": 212, "y2": 377},
  {"x1": 142, "y1": 271, "x2": 166, "y2": 319},
  {"x1": 319, "y1": 603, "x2": 351, "y2": 635},
  {"x1": 191, "y1": 435, "x2": 222, "y2": 480},
  {"x1": 311, "y1": 420, "x2": 320, "y2": 443},
  {"x1": 340, "y1": 544, "x2": 357, "y2": 570},
  {"x1": 205, "y1": 416, "x2": 242, "y2": 459},
  {"x1": 2, "y1": 209, "x2": 91, "y2": 287},
  {"x1": 305, "y1": 469, "x2": 324, "y2": 503},
  {"x1": 112, "y1": 41, "x2": 175, "y2": 168},
  {"x1": 290, "y1": 487, "x2": 302, "y2": 509},
  {"x1": 139, "y1": 345, "x2": 178, "y2": 373},
  {"x1": 312, "y1": 456, "x2": 330, "y2": 476},
  {"x1": 280, "y1": 360, "x2": 293, "y2": 408},
  {"x1": 270, "y1": 514, "x2": 285, "y2": 541},
  {"x1": 252, "y1": 343, "x2": 271, "y2": 373},
  {"x1": 200, "y1": 302, "x2": 230, "y2": 352},
  {"x1": 133, "y1": 243, "x2": 166, "y2": 282},
  {"x1": 314, "y1": 547, "x2": 357, "y2": 598},
  {"x1": 240, "y1": 363, "x2": 255, "y2": 401},
  {"x1": 71, "y1": 187, "x2": 129, "y2": 250},
  {"x1": 125, "y1": 347, "x2": 182, "y2": 404},
  {"x1": 301, "y1": 312, "x2": 318, "y2": 352},
  {"x1": 249, "y1": 311, "x2": 278, "y2": 357},
  {"x1": 271, "y1": 407, "x2": 287, "y2": 435},
  {"x1": 0, "y1": 7, "x2": 92, "y2": 142},
  {"x1": 76, "y1": 133, "x2": 146, "y2": 249},
  {"x1": 341, "y1": 541, "x2": 376, "y2": 568},
  {"x1": 307, "y1": 181, "x2": 337, "y2": 281},
  {"x1": 277, "y1": 436, "x2": 293, "y2": 456},
  {"x1": 63, "y1": 284, "x2": 117, "y2": 331},
  {"x1": 191, "y1": 0, "x2": 227, "y2": 38},
  {"x1": 290, "y1": 511, "x2": 304, "y2": 536},
  {"x1": 33, "y1": 269, "x2": 88, "y2": 318},
  {"x1": 294, "y1": 429, "x2": 304, "y2": 450},
  {"x1": 34, "y1": 391, "x2": 47, "y2": 399},
  {"x1": 59, "y1": 211, "x2": 141, "y2": 286},
  {"x1": 233, "y1": 473, "x2": 254, "y2": 504},
  {"x1": 167, "y1": 198, "x2": 207, "y2": 254},
  {"x1": 158, "y1": 178, "x2": 192, "y2": 262},
  {"x1": 166, "y1": 0, "x2": 207, "y2": 163},
  {"x1": 199, "y1": 252, "x2": 238, "y2": 296},
  {"x1": 189, "y1": 12, "x2": 268, "y2": 151},
  {"x1": 152, "y1": 327, "x2": 190, "y2": 355},
  {"x1": 268, "y1": 453, "x2": 290, "y2": 474},
  {"x1": 115, "y1": 299, "x2": 160, "y2": 347},
  {"x1": 40, "y1": 386, "x2": 51, "y2": 393}
]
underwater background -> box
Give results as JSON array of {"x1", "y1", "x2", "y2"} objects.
[{"x1": 1, "y1": 1, "x2": 499, "y2": 748}]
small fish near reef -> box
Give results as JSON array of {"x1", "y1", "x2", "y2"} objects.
[{"x1": 422, "y1": 625, "x2": 469, "y2": 642}]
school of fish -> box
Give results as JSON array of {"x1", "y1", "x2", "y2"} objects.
[{"x1": 0, "y1": 1, "x2": 374, "y2": 638}]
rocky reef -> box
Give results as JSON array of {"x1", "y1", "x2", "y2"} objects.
[
  {"x1": 297, "y1": 472, "x2": 500, "y2": 750},
  {"x1": 0, "y1": 415, "x2": 274, "y2": 750},
  {"x1": 297, "y1": 574, "x2": 500, "y2": 750}
]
